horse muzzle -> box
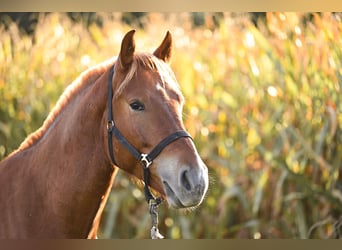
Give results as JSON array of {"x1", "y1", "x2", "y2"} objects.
[{"x1": 158, "y1": 158, "x2": 209, "y2": 209}]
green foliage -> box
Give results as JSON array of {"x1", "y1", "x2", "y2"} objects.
[{"x1": 0, "y1": 13, "x2": 341, "y2": 238}]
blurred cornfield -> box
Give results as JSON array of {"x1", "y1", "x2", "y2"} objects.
[{"x1": 0, "y1": 12, "x2": 341, "y2": 239}]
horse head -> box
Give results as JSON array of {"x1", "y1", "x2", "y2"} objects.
[{"x1": 108, "y1": 30, "x2": 209, "y2": 209}]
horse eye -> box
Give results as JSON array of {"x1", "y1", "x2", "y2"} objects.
[{"x1": 129, "y1": 101, "x2": 145, "y2": 111}]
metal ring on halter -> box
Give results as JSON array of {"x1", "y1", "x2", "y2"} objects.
[{"x1": 106, "y1": 120, "x2": 115, "y2": 132}]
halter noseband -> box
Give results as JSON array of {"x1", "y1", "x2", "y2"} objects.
[{"x1": 106, "y1": 65, "x2": 192, "y2": 205}]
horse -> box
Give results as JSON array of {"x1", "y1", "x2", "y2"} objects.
[{"x1": 0, "y1": 30, "x2": 209, "y2": 238}]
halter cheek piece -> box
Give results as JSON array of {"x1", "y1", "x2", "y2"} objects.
[{"x1": 106, "y1": 65, "x2": 192, "y2": 238}]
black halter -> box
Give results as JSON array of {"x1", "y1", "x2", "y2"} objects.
[{"x1": 107, "y1": 65, "x2": 192, "y2": 205}]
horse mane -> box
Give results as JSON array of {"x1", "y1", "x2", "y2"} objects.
[
  {"x1": 17, "y1": 58, "x2": 116, "y2": 152},
  {"x1": 15, "y1": 53, "x2": 178, "y2": 154}
]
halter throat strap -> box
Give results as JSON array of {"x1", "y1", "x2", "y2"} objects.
[{"x1": 106, "y1": 65, "x2": 192, "y2": 204}]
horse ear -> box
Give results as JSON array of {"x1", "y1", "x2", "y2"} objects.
[
  {"x1": 118, "y1": 30, "x2": 136, "y2": 70},
  {"x1": 153, "y1": 31, "x2": 172, "y2": 63}
]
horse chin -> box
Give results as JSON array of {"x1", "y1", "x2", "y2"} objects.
[{"x1": 163, "y1": 181, "x2": 186, "y2": 208}]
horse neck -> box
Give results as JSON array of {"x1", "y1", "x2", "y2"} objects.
[
  {"x1": 42, "y1": 69, "x2": 113, "y2": 185},
  {"x1": 27, "y1": 68, "x2": 114, "y2": 236}
]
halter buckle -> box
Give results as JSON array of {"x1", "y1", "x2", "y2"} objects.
[{"x1": 140, "y1": 153, "x2": 152, "y2": 169}]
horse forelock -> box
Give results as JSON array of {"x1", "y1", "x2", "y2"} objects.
[{"x1": 114, "y1": 53, "x2": 179, "y2": 98}]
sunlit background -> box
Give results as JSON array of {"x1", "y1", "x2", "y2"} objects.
[{"x1": 0, "y1": 12, "x2": 341, "y2": 238}]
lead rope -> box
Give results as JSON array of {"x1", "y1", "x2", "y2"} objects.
[
  {"x1": 149, "y1": 199, "x2": 164, "y2": 239},
  {"x1": 141, "y1": 159, "x2": 164, "y2": 239}
]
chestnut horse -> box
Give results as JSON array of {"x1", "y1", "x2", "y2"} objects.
[{"x1": 0, "y1": 30, "x2": 208, "y2": 238}]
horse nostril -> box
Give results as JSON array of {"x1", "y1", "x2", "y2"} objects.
[{"x1": 181, "y1": 170, "x2": 192, "y2": 191}]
